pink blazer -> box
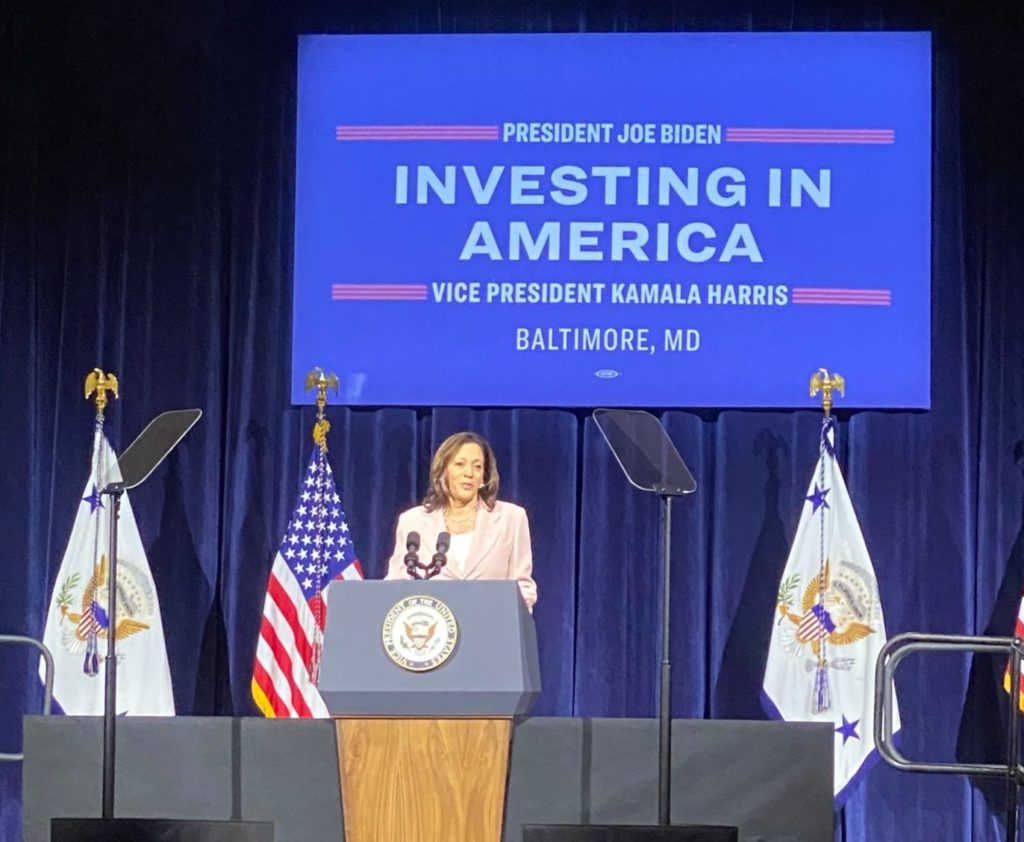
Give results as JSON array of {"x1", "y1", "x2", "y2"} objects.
[{"x1": 384, "y1": 500, "x2": 537, "y2": 610}]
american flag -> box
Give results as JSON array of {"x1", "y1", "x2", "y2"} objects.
[{"x1": 251, "y1": 448, "x2": 363, "y2": 718}]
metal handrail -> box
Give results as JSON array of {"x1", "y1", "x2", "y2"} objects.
[
  {"x1": 875, "y1": 632, "x2": 1024, "y2": 778},
  {"x1": 875, "y1": 632, "x2": 1024, "y2": 842},
  {"x1": 0, "y1": 635, "x2": 54, "y2": 763}
]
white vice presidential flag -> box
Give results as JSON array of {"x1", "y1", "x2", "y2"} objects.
[
  {"x1": 762, "y1": 418, "x2": 898, "y2": 805},
  {"x1": 40, "y1": 430, "x2": 174, "y2": 715}
]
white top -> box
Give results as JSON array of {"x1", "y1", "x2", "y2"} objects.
[{"x1": 448, "y1": 531, "x2": 474, "y2": 573}]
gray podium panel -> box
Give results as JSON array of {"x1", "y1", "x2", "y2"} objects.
[
  {"x1": 23, "y1": 717, "x2": 832, "y2": 842},
  {"x1": 319, "y1": 580, "x2": 541, "y2": 715}
]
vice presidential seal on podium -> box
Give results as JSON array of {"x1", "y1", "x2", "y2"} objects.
[{"x1": 381, "y1": 594, "x2": 459, "y2": 672}]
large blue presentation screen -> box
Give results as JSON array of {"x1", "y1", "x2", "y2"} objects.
[{"x1": 292, "y1": 33, "x2": 931, "y2": 408}]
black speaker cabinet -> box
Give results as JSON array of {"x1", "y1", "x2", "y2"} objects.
[
  {"x1": 521, "y1": 826, "x2": 739, "y2": 842},
  {"x1": 50, "y1": 819, "x2": 274, "y2": 842}
]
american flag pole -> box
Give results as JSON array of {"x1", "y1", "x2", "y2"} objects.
[
  {"x1": 250, "y1": 366, "x2": 364, "y2": 718},
  {"x1": 306, "y1": 367, "x2": 337, "y2": 685},
  {"x1": 309, "y1": 436, "x2": 328, "y2": 683}
]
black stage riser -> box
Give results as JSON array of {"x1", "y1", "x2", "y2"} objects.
[
  {"x1": 522, "y1": 825, "x2": 738, "y2": 842},
  {"x1": 51, "y1": 819, "x2": 273, "y2": 842}
]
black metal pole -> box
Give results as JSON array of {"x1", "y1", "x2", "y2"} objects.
[
  {"x1": 101, "y1": 489, "x2": 121, "y2": 819},
  {"x1": 658, "y1": 494, "x2": 673, "y2": 826},
  {"x1": 1008, "y1": 642, "x2": 1022, "y2": 842},
  {"x1": 1009, "y1": 759, "x2": 1020, "y2": 842}
]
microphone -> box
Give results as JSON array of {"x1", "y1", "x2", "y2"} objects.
[
  {"x1": 428, "y1": 531, "x2": 450, "y2": 579},
  {"x1": 404, "y1": 531, "x2": 421, "y2": 578}
]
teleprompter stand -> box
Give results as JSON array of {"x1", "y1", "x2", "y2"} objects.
[
  {"x1": 51, "y1": 409, "x2": 271, "y2": 842},
  {"x1": 535, "y1": 410, "x2": 736, "y2": 842}
]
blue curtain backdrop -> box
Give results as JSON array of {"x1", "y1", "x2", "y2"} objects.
[{"x1": 1, "y1": 0, "x2": 1023, "y2": 839}]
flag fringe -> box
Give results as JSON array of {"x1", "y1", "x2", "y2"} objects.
[{"x1": 251, "y1": 677, "x2": 277, "y2": 718}]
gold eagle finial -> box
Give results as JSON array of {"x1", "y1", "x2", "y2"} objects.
[
  {"x1": 305, "y1": 367, "x2": 339, "y2": 451},
  {"x1": 809, "y1": 369, "x2": 845, "y2": 417},
  {"x1": 84, "y1": 369, "x2": 119, "y2": 417}
]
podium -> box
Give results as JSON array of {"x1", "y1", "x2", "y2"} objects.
[{"x1": 319, "y1": 580, "x2": 540, "y2": 842}]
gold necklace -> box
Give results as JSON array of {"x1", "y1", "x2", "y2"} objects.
[{"x1": 444, "y1": 506, "x2": 477, "y2": 534}]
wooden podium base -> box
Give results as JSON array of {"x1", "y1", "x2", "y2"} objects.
[{"x1": 335, "y1": 717, "x2": 512, "y2": 842}]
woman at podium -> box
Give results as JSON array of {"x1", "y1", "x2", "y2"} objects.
[{"x1": 384, "y1": 432, "x2": 537, "y2": 610}]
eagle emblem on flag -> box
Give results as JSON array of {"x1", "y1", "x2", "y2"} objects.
[
  {"x1": 775, "y1": 560, "x2": 876, "y2": 659},
  {"x1": 55, "y1": 554, "x2": 155, "y2": 673}
]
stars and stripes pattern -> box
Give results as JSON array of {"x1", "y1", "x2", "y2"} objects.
[{"x1": 251, "y1": 448, "x2": 363, "y2": 718}]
